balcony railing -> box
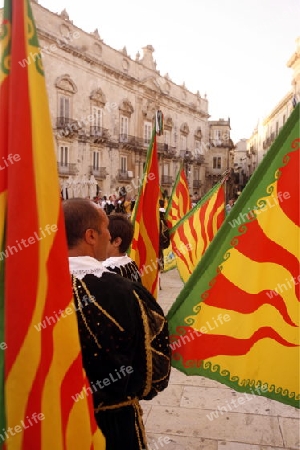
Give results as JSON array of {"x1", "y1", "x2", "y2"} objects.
[
  {"x1": 193, "y1": 180, "x2": 202, "y2": 188},
  {"x1": 57, "y1": 163, "x2": 77, "y2": 175},
  {"x1": 119, "y1": 134, "x2": 136, "y2": 145},
  {"x1": 89, "y1": 166, "x2": 107, "y2": 179},
  {"x1": 90, "y1": 126, "x2": 109, "y2": 138},
  {"x1": 56, "y1": 117, "x2": 77, "y2": 130},
  {"x1": 116, "y1": 170, "x2": 134, "y2": 181},
  {"x1": 161, "y1": 175, "x2": 173, "y2": 185},
  {"x1": 194, "y1": 154, "x2": 205, "y2": 164}
]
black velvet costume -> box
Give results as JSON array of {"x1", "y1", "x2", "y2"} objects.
[
  {"x1": 71, "y1": 271, "x2": 171, "y2": 450},
  {"x1": 104, "y1": 258, "x2": 142, "y2": 283}
]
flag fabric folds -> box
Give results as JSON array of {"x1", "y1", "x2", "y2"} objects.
[
  {"x1": 167, "y1": 105, "x2": 300, "y2": 408},
  {"x1": 170, "y1": 182, "x2": 225, "y2": 283},
  {"x1": 0, "y1": 1, "x2": 105, "y2": 448},
  {"x1": 162, "y1": 165, "x2": 192, "y2": 273},
  {"x1": 165, "y1": 164, "x2": 192, "y2": 229},
  {"x1": 130, "y1": 128, "x2": 160, "y2": 298}
]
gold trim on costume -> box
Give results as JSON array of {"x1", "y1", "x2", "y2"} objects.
[
  {"x1": 95, "y1": 398, "x2": 148, "y2": 450},
  {"x1": 72, "y1": 275, "x2": 124, "y2": 332},
  {"x1": 133, "y1": 291, "x2": 153, "y2": 398}
]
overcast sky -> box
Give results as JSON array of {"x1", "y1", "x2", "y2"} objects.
[{"x1": 2, "y1": 0, "x2": 299, "y2": 142}]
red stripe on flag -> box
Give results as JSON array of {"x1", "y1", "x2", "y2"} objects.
[
  {"x1": 233, "y1": 218, "x2": 300, "y2": 286},
  {"x1": 5, "y1": 0, "x2": 39, "y2": 374},
  {"x1": 205, "y1": 273, "x2": 297, "y2": 327},
  {"x1": 172, "y1": 326, "x2": 298, "y2": 364}
]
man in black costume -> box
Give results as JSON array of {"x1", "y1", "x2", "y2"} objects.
[{"x1": 62, "y1": 198, "x2": 171, "y2": 450}]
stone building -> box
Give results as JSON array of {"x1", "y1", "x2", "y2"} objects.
[
  {"x1": 232, "y1": 139, "x2": 249, "y2": 197},
  {"x1": 247, "y1": 36, "x2": 300, "y2": 171},
  {"x1": 25, "y1": 1, "x2": 219, "y2": 199},
  {"x1": 205, "y1": 118, "x2": 235, "y2": 198}
]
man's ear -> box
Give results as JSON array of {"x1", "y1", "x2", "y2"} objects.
[
  {"x1": 84, "y1": 229, "x2": 98, "y2": 245},
  {"x1": 112, "y1": 236, "x2": 122, "y2": 248}
]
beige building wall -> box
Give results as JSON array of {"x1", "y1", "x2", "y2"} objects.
[
  {"x1": 29, "y1": 1, "x2": 214, "y2": 199},
  {"x1": 205, "y1": 119, "x2": 234, "y2": 195},
  {"x1": 247, "y1": 36, "x2": 299, "y2": 171}
]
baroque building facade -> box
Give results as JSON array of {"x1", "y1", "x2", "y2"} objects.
[
  {"x1": 247, "y1": 36, "x2": 300, "y2": 172},
  {"x1": 3, "y1": 1, "x2": 236, "y2": 200},
  {"x1": 28, "y1": 1, "x2": 214, "y2": 199}
]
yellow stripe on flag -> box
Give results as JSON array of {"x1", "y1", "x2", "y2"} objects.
[
  {"x1": 221, "y1": 248, "x2": 299, "y2": 325},
  {"x1": 207, "y1": 339, "x2": 299, "y2": 395}
]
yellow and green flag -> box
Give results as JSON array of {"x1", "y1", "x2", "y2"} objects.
[
  {"x1": 165, "y1": 164, "x2": 191, "y2": 229},
  {"x1": 167, "y1": 104, "x2": 300, "y2": 408},
  {"x1": 162, "y1": 164, "x2": 192, "y2": 273},
  {"x1": 0, "y1": 1, "x2": 105, "y2": 448},
  {"x1": 170, "y1": 182, "x2": 225, "y2": 283}
]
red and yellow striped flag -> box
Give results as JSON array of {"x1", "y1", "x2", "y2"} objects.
[
  {"x1": 165, "y1": 164, "x2": 191, "y2": 229},
  {"x1": 130, "y1": 129, "x2": 160, "y2": 298},
  {"x1": 0, "y1": 1, "x2": 105, "y2": 448},
  {"x1": 167, "y1": 105, "x2": 300, "y2": 408},
  {"x1": 170, "y1": 182, "x2": 225, "y2": 283}
]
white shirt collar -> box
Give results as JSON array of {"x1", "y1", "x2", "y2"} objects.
[
  {"x1": 68, "y1": 256, "x2": 112, "y2": 279},
  {"x1": 102, "y1": 254, "x2": 132, "y2": 269}
]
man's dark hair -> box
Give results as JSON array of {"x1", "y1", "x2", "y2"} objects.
[
  {"x1": 62, "y1": 198, "x2": 103, "y2": 248},
  {"x1": 108, "y1": 213, "x2": 134, "y2": 253}
]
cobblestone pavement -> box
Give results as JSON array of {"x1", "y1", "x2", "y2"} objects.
[{"x1": 141, "y1": 269, "x2": 300, "y2": 450}]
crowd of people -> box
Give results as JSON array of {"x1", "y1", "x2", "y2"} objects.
[
  {"x1": 91, "y1": 188, "x2": 137, "y2": 218},
  {"x1": 62, "y1": 197, "x2": 171, "y2": 449}
]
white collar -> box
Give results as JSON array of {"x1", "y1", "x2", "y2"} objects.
[
  {"x1": 102, "y1": 254, "x2": 132, "y2": 269},
  {"x1": 68, "y1": 256, "x2": 112, "y2": 279}
]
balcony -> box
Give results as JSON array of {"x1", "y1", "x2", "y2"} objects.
[
  {"x1": 193, "y1": 180, "x2": 202, "y2": 188},
  {"x1": 180, "y1": 150, "x2": 193, "y2": 162},
  {"x1": 194, "y1": 154, "x2": 205, "y2": 164},
  {"x1": 57, "y1": 163, "x2": 77, "y2": 175},
  {"x1": 116, "y1": 170, "x2": 134, "y2": 181},
  {"x1": 161, "y1": 175, "x2": 173, "y2": 186},
  {"x1": 90, "y1": 126, "x2": 109, "y2": 143},
  {"x1": 119, "y1": 134, "x2": 136, "y2": 147},
  {"x1": 89, "y1": 166, "x2": 107, "y2": 180},
  {"x1": 56, "y1": 117, "x2": 78, "y2": 136}
]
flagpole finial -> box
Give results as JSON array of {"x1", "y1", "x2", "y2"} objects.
[{"x1": 155, "y1": 110, "x2": 164, "y2": 136}]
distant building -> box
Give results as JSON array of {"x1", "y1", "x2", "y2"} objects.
[
  {"x1": 0, "y1": 0, "x2": 237, "y2": 197},
  {"x1": 247, "y1": 36, "x2": 300, "y2": 172},
  {"x1": 232, "y1": 139, "x2": 249, "y2": 197},
  {"x1": 0, "y1": 1, "x2": 237, "y2": 199},
  {"x1": 206, "y1": 118, "x2": 235, "y2": 200}
]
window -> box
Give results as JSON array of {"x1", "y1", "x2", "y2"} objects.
[
  {"x1": 275, "y1": 121, "x2": 279, "y2": 136},
  {"x1": 283, "y1": 114, "x2": 286, "y2": 125},
  {"x1": 121, "y1": 156, "x2": 127, "y2": 173},
  {"x1": 163, "y1": 162, "x2": 169, "y2": 175},
  {"x1": 213, "y1": 157, "x2": 221, "y2": 169},
  {"x1": 93, "y1": 151, "x2": 100, "y2": 170},
  {"x1": 180, "y1": 135, "x2": 187, "y2": 150},
  {"x1": 164, "y1": 130, "x2": 171, "y2": 146},
  {"x1": 92, "y1": 107, "x2": 103, "y2": 131},
  {"x1": 120, "y1": 116, "x2": 129, "y2": 141},
  {"x1": 59, "y1": 146, "x2": 69, "y2": 166},
  {"x1": 59, "y1": 96, "x2": 70, "y2": 125},
  {"x1": 215, "y1": 130, "x2": 221, "y2": 139},
  {"x1": 144, "y1": 121, "x2": 152, "y2": 145}
]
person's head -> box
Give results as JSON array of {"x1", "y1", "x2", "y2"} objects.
[
  {"x1": 62, "y1": 198, "x2": 111, "y2": 261},
  {"x1": 106, "y1": 213, "x2": 134, "y2": 257}
]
